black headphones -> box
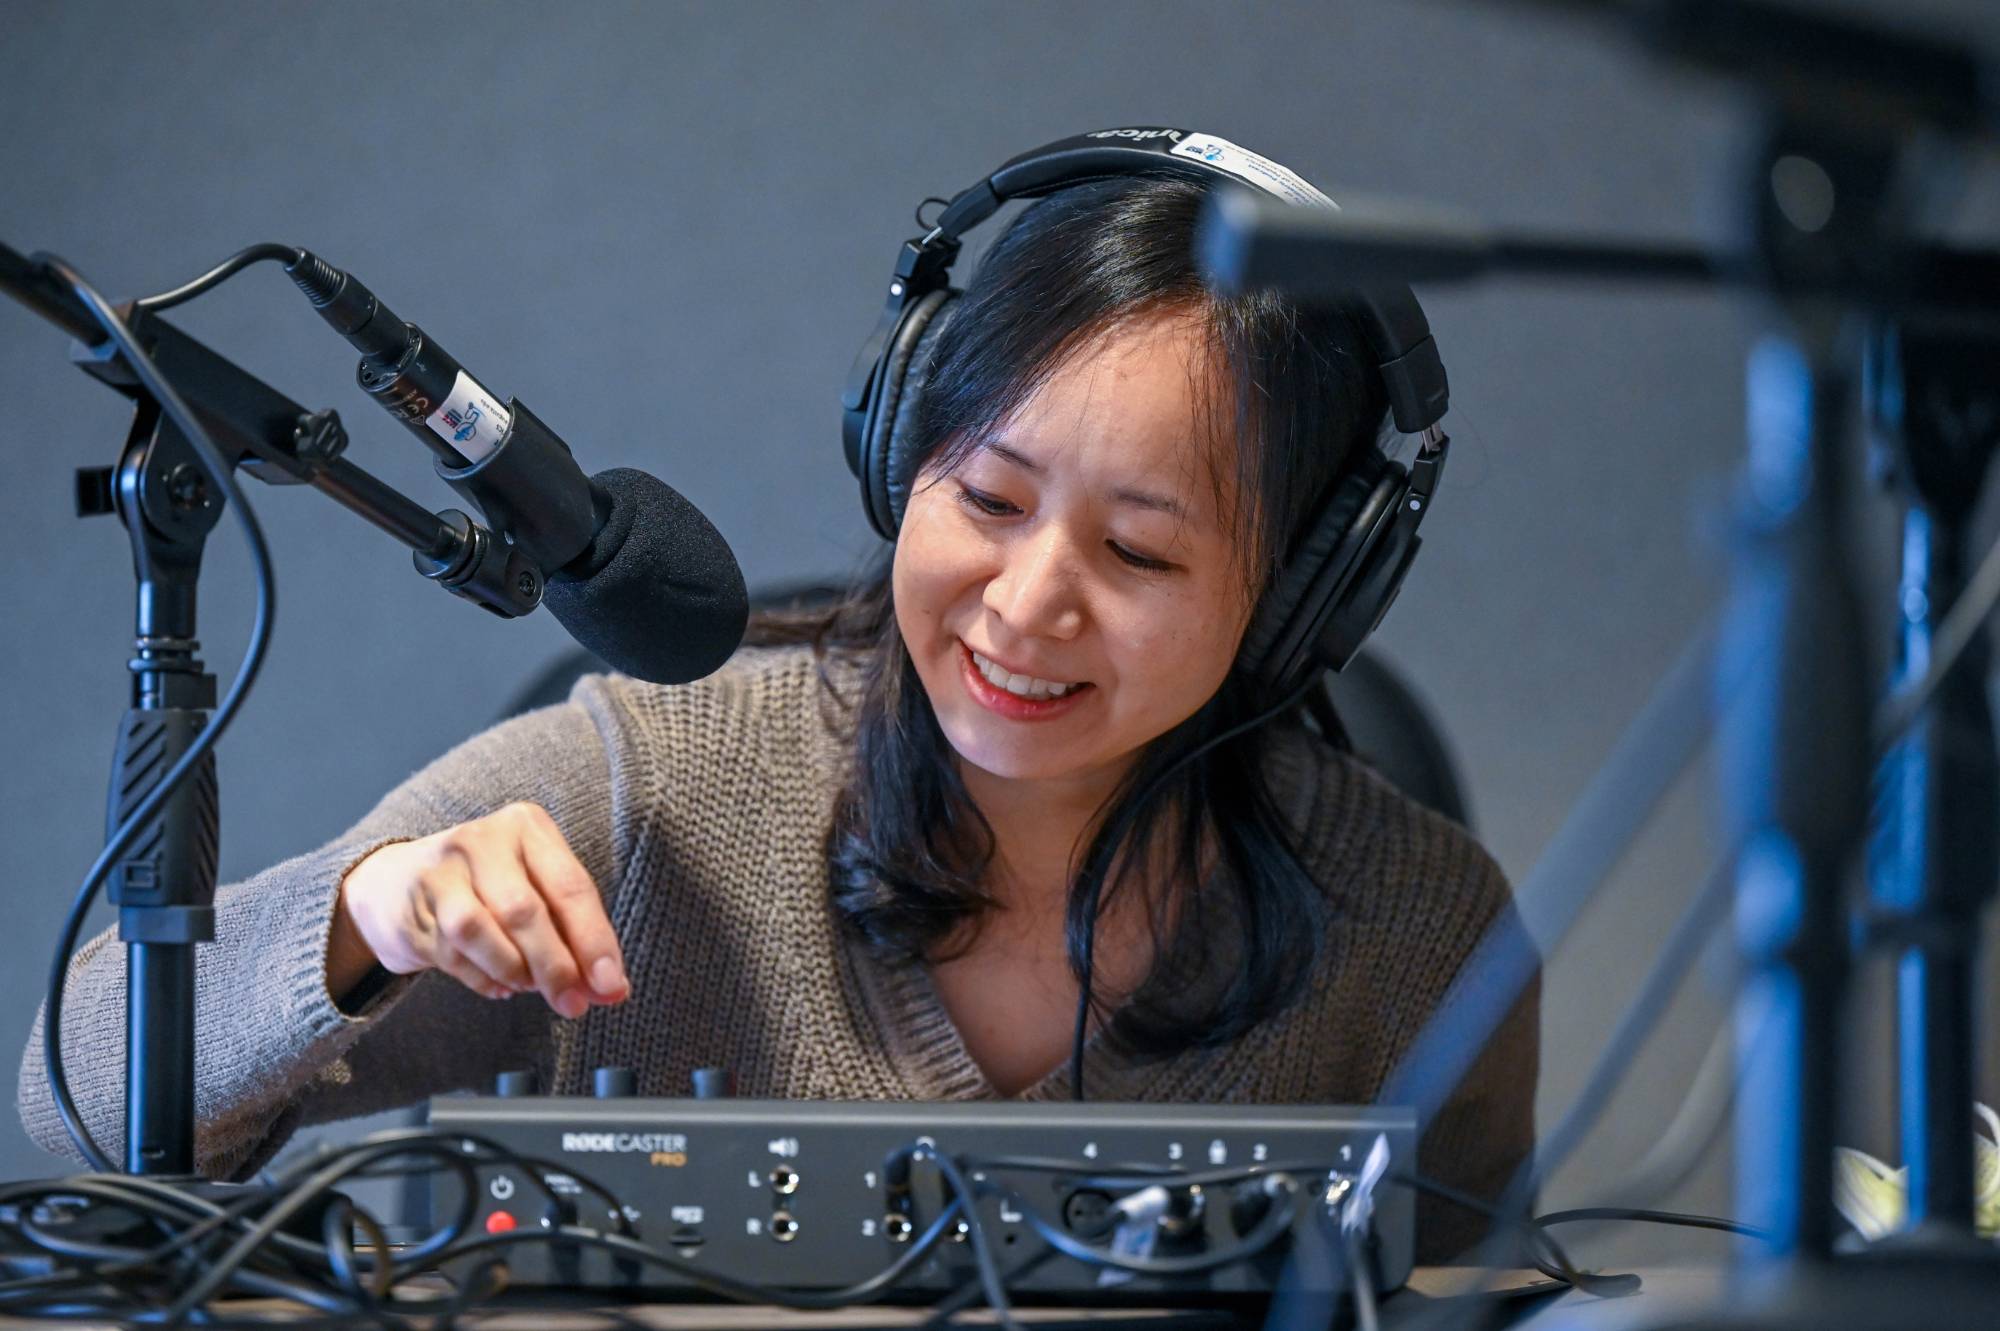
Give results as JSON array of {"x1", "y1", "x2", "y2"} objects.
[{"x1": 841, "y1": 128, "x2": 1451, "y2": 697}]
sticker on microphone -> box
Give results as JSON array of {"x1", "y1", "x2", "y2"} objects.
[
  {"x1": 1171, "y1": 133, "x2": 1337, "y2": 210},
  {"x1": 426, "y1": 371, "x2": 513, "y2": 464}
]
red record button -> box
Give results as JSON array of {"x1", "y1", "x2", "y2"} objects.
[{"x1": 485, "y1": 1211, "x2": 517, "y2": 1234}]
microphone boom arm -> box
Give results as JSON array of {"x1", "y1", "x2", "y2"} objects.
[{"x1": 0, "y1": 245, "x2": 549, "y2": 620}]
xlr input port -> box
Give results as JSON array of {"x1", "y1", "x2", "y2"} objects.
[
  {"x1": 770, "y1": 1211, "x2": 799, "y2": 1242},
  {"x1": 1061, "y1": 1188, "x2": 1116, "y2": 1240},
  {"x1": 882, "y1": 1213, "x2": 913, "y2": 1243},
  {"x1": 769, "y1": 1165, "x2": 800, "y2": 1195}
]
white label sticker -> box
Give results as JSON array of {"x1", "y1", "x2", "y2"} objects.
[
  {"x1": 1171, "y1": 132, "x2": 1337, "y2": 210},
  {"x1": 425, "y1": 370, "x2": 512, "y2": 463}
]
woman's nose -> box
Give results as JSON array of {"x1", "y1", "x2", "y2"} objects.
[{"x1": 984, "y1": 526, "x2": 1085, "y2": 640}]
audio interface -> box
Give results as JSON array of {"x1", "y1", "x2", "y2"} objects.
[{"x1": 425, "y1": 1087, "x2": 1416, "y2": 1305}]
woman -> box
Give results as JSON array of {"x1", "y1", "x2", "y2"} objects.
[{"x1": 18, "y1": 152, "x2": 1537, "y2": 1263}]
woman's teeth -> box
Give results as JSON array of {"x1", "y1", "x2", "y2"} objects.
[{"x1": 970, "y1": 649, "x2": 1078, "y2": 701}]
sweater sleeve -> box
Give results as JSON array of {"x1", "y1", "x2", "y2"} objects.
[{"x1": 15, "y1": 678, "x2": 625, "y2": 1182}]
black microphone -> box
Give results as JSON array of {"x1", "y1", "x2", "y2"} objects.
[
  {"x1": 544, "y1": 468, "x2": 749, "y2": 686},
  {"x1": 285, "y1": 250, "x2": 748, "y2": 684}
]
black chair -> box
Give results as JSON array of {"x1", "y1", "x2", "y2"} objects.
[
  {"x1": 503, "y1": 579, "x2": 1474, "y2": 832},
  {"x1": 1319, "y1": 649, "x2": 1473, "y2": 831}
]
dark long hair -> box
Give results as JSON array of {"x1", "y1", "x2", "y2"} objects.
[{"x1": 756, "y1": 174, "x2": 1392, "y2": 1059}]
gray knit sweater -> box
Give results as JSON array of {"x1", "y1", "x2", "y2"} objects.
[{"x1": 17, "y1": 645, "x2": 1538, "y2": 1261}]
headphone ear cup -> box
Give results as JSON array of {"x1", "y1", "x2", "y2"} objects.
[
  {"x1": 861, "y1": 288, "x2": 956, "y2": 539},
  {"x1": 1238, "y1": 452, "x2": 1405, "y2": 692},
  {"x1": 1317, "y1": 528, "x2": 1421, "y2": 672}
]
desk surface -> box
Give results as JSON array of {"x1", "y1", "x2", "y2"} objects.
[{"x1": 0, "y1": 1266, "x2": 1733, "y2": 1329}]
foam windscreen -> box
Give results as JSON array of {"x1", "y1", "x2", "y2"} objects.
[{"x1": 541, "y1": 468, "x2": 749, "y2": 685}]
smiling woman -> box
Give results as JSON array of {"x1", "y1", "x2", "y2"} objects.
[
  {"x1": 780, "y1": 175, "x2": 1400, "y2": 1068},
  {"x1": 18, "y1": 145, "x2": 1537, "y2": 1268},
  {"x1": 743, "y1": 167, "x2": 1539, "y2": 1255}
]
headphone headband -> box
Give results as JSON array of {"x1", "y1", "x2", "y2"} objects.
[
  {"x1": 844, "y1": 128, "x2": 1449, "y2": 446},
  {"x1": 927, "y1": 128, "x2": 1338, "y2": 241}
]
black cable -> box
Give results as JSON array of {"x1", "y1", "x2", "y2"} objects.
[
  {"x1": 0, "y1": 1158, "x2": 286, "y2": 1288},
  {"x1": 69, "y1": 1136, "x2": 475, "y2": 1306},
  {"x1": 1358, "y1": 1197, "x2": 1768, "y2": 1331},
  {"x1": 317, "y1": 1196, "x2": 393, "y2": 1323},
  {"x1": 254, "y1": 1129, "x2": 485, "y2": 1269},
  {"x1": 1393, "y1": 851, "x2": 1739, "y2": 1329},
  {"x1": 1533, "y1": 1207, "x2": 1774, "y2": 1242},
  {"x1": 32, "y1": 254, "x2": 278, "y2": 1175},
  {"x1": 133, "y1": 244, "x2": 303, "y2": 313},
  {"x1": 3, "y1": 1127, "x2": 987, "y2": 1325},
  {"x1": 1070, "y1": 672, "x2": 1323, "y2": 1100},
  {"x1": 151, "y1": 1143, "x2": 1314, "y2": 1324},
  {"x1": 1, "y1": 1137, "x2": 476, "y2": 1324},
  {"x1": 918, "y1": 1244, "x2": 1059, "y2": 1331},
  {"x1": 1344, "y1": 1225, "x2": 1379, "y2": 1331},
  {"x1": 40, "y1": 1171, "x2": 327, "y2": 1274},
  {"x1": 414, "y1": 1203, "x2": 970, "y2": 1314},
  {"x1": 165, "y1": 1132, "x2": 603, "y2": 1320},
  {"x1": 1381, "y1": 1185, "x2": 1777, "y2": 1327},
  {"x1": 914, "y1": 196, "x2": 953, "y2": 232},
  {"x1": 905, "y1": 1144, "x2": 1019, "y2": 1330},
  {"x1": 357, "y1": 1130, "x2": 965, "y2": 1312},
  {"x1": 999, "y1": 1175, "x2": 1303, "y2": 1277},
  {"x1": 1388, "y1": 1171, "x2": 1636, "y2": 1298}
]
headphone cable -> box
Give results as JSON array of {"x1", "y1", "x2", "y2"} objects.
[{"x1": 1070, "y1": 671, "x2": 1324, "y2": 1100}]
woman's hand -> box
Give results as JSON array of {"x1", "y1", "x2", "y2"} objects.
[{"x1": 330, "y1": 801, "x2": 629, "y2": 1018}]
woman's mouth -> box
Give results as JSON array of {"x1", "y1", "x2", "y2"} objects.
[{"x1": 959, "y1": 642, "x2": 1092, "y2": 721}]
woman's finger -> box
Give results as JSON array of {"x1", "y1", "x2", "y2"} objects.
[
  {"x1": 515, "y1": 804, "x2": 627, "y2": 1003},
  {"x1": 420, "y1": 854, "x2": 534, "y2": 995}
]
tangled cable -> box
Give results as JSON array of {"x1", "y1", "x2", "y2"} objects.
[{"x1": 0, "y1": 1128, "x2": 1319, "y2": 1327}]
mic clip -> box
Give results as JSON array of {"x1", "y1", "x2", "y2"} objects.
[{"x1": 414, "y1": 509, "x2": 543, "y2": 619}]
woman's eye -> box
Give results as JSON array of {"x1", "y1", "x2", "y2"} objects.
[
  {"x1": 954, "y1": 484, "x2": 1018, "y2": 517},
  {"x1": 954, "y1": 484, "x2": 1171, "y2": 571},
  {"x1": 1109, "y1": 542, "x2": 1172, "y2": 573}
]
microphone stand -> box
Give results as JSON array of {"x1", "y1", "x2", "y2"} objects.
[
  {"x1": 1201, "y1": 3, "x2": 2000, "y2": 1326},
  {"x1": 1861, "y1": 318, "x2": 2000, "y2": 1241},
  {"x1": 2, "y1": 241, "x2": 539, "y2": 1180}
]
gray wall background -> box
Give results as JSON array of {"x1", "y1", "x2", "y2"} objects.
[{"x1": 5, "y1": 0, "x2": 1998, "y2": 1272}]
